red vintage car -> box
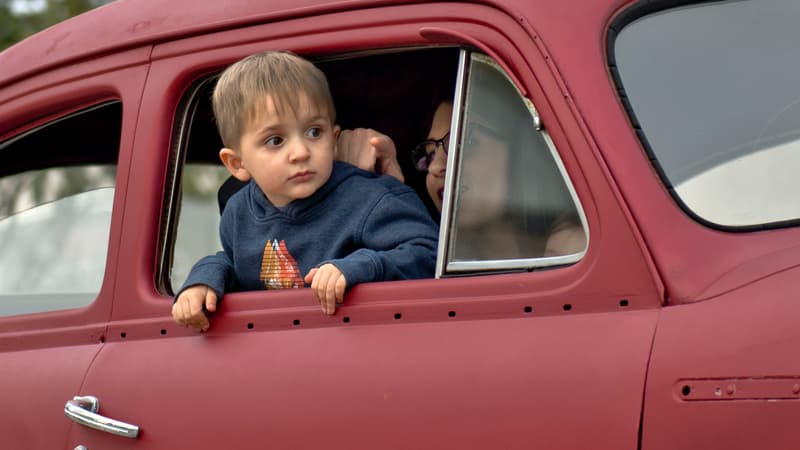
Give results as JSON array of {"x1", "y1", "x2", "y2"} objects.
[{"x1": 2, "y1": 0, "x2": 799, "y2": 448}]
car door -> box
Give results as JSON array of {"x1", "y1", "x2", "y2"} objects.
[
  {"x1": 73, "y1": 2, "x2": 662, "y2": 449},
  {"x1": 0, "y1": 48, "x2": 149, "y2": 448},
  {"x1": 608, "y1": 1, "x2": 800, "y2": 449}
]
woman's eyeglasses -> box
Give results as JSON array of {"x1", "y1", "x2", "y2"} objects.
[{"x1": 410, "y1": 132, "x2": 450, "y2": 172}]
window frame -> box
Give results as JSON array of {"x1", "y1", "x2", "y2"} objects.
[{"x1": 157, "y1": 77, "x2": 214, "y2": 295}]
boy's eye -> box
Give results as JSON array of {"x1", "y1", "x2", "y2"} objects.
[
  {"x1": 305, "y1": 127, "x2": 322, "y2": 139},
  {"x1": 264, "y1": 136, "x2": 284, "y2": 147}
]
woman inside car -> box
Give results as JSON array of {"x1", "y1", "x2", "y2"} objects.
[{"x1": 338, "y1": 98, "x2": 586, "y2": 260}]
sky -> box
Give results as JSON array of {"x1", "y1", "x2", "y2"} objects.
[{"x1": 9, "y1": 0, "x2": 47, "y2": 14}]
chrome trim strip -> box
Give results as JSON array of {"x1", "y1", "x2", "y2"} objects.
[
  {"x1": 435, "y1": 49, "x2": 469, "y2": 279},
  {"x1": 446, "y1": 251, "x2": 585, "y2": 273}
]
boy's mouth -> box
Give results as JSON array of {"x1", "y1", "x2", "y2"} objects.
[{"x1": 289, "y1": 171, "x2": 314, "y2": 181}]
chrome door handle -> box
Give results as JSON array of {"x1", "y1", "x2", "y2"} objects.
[{"x1": 64, "y1": 395, "x2": 140, "y2": 439}]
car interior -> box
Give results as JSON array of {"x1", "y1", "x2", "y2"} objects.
[{"x1": 181, "y1": 47, "x2": 461, "y2": 218}]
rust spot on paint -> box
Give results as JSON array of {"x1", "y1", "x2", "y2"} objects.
[{"x1": 130, "y1": 21, "x2": 151, "y2": 33}]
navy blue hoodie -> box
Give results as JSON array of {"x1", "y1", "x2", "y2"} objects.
[{"x1": 178, "y1": 161, "x2": 439, "y2": 298}]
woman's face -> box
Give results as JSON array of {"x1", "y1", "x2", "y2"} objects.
[
  {"x1": 424, "y1": 102, "x2": 509, "y2": 227},
  {"x1": 425, "y1": 102, "x2": 453, "y2": 213},
  {"x1": 456, "y1": 121, "x2": 509, "y2": 227}
]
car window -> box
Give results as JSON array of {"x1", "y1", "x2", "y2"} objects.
[
  {"x1": 163, "y1": 48, "x2": 587, "y2": 291},
  {"x1": 0, "y1": 102, "x2": 119, "y2": 316},
  {"x1": 443, "y1": 52, "x2": 587, "y2": 273},
  {"x1": 613, "y1": 0, "x2": 800, "y2": 228}
]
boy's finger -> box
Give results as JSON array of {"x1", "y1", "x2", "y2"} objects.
[
  {"x1": 188, "y1": 302, "x2": 202, "y2": 327},
  {"x1": 190, "y1": 315, "x2": 208, "y2": 331},
  {"x1": 317, "y1": 270, "x2": 331, "y2": 308},
  {"x1": 335, "y1": 275, "x2": 346, "y2": 304},
  {"x1": 304, "y1": 268, "x2": 317, "y2": 284},
  {"x1": 178, "y1": 298, "x2": 193, "y2": 326},
  {"x1": 205, "y1": 291, "x2": 218, "y2": 312},
  {"x1": 188, "y1": 304, "x2": 209, "y2": 330},
  {"x1": 171, "y1": 302, "x2": 185, "y2": 325},
  {"x1": 314, "y1": 269, "x2": 334, "y2": 315},
  {"x1": 324, "y1": 276, "x2": 337, "y2": 313}
]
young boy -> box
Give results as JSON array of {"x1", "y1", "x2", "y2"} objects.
[{"x1": 172, "y1": 51, "x2": 438, "y2": 331}]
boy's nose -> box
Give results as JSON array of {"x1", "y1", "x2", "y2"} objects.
[{"x1": 288, "y1": 140, "x2": 311, "y2": 162}]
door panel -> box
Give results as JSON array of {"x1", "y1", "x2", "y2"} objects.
[
  {"x1": 74, "y1": 303, "x2": 657, "y2": 449},
  {"x1": 642, "y1": 268, "x2": 800, "y2": 450}
]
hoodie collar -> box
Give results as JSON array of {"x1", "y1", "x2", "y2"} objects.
[{"x1": 248, "y1": 161, "x2": 361, "y2": 220}]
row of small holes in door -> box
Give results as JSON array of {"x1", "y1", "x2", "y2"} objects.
[{"x1": 117, "y1": 299, "x2": 631, "y2": 338}]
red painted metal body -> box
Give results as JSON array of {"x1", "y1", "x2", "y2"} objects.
[{"x1": 1, "y1": 0, "x2": 798, "y2": 449}]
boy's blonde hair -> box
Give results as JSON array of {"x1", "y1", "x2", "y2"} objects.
[{"x1": 212, "y1": 51, "x2": 336, "y2": 149}]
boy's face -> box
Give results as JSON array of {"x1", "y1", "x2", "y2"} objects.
[{"x1": 222, "y1": 93, "x2": 337, "y2": 207}]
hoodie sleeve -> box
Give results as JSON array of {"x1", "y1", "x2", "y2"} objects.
[
  {"x1": 325, "y1": 184, "x2": 439, "y2": 285},
  {"x1": 174, "y1": 251, "x2": 234, "y2": 300}
]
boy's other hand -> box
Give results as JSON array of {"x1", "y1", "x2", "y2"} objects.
[
  {"x1": 304, "y1": 264, "x2": 346, "y2": 315},
  {"x1": 172, "y1": 285, "x2": 218, "y2": 332},
  {"x1": 337, "y1": 128, "x2": 404, "y2": 184}
]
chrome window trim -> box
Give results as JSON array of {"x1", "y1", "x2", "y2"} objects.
[{"x1": 434, "y1": 49, "x2": 469, "y2": 278}]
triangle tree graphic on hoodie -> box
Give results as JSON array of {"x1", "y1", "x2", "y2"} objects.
[{"x1": 260, "y1": 239, "x2": 303, "y2": 289}]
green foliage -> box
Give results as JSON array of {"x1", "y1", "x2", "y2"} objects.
[{"x1": 0, "y1": 0, "x2": 113, "y2": 51}]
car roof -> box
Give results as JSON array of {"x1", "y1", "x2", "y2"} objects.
[
  {"x1": 0, "y1": 0, "x2": 428, "y2": 89},
  {"x1": 3, "y1": 0, "x2": 626, "y2": 89},
  {"x1": 0, "y1": 0, "x2": 622, "y2": 90}
]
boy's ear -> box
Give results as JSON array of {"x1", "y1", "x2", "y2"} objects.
[
  {"x1": 219, "y1": 148, "x2": 251, "y2": 182},
  {"x1": 332, "y1": 125, "x2": 341, "y2": 157}
]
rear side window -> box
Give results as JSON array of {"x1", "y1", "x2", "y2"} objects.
[
  {"x1": 0, "y1": 102, "x2": 120, "y2": 316},
  {"x1": 613, "y1": 0, "x2": 800, "y2": 228},
  {"x1": 443, "y1": 53, "x2": 587, "y2": 273}
]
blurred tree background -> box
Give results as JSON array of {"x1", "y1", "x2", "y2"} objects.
[{"x1": 0, "y1": 0, "x2": 114, "y2": 51}]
